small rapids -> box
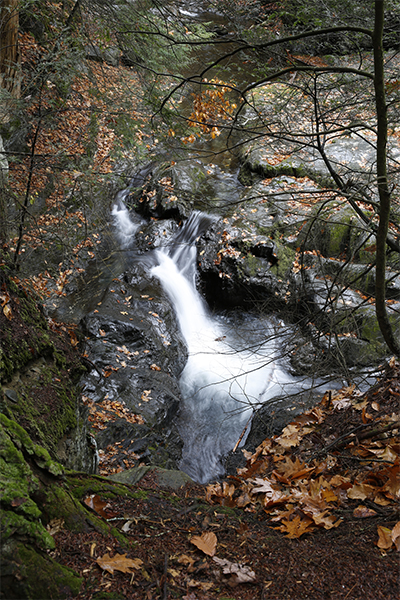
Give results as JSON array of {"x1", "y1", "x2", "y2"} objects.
[{"x1": 113, "y1": 206, "x2": 306, "y2": 483}]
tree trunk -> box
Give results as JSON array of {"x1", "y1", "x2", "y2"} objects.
[
  {"x1": 372, "y1": 0, "x2": 400, "y2": 356},
  {"x1": 0, "y1": 0, "x2": 20, "y2": 98}
]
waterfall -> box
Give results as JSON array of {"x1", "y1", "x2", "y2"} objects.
[
  {"x1": 150, "y1": 212, "x2": 298, "y2": 483},
  {"x1": 112, "y1": 204, "x2": 303, "y2": 483},
  {"x1": 112, "y1": 190, "x2": 141, "y2": 248}
]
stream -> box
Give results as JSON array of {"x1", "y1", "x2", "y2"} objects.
[
  {"x1": 55, "y1": 1, "x2": 394, "y2": 483},
  {"x1": 111, "y1": 204, "x2": 326, "y2": 482}
]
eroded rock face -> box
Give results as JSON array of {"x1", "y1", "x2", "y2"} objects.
[
  {"x1": 132, "y1": 152, "x2": 399, "y2": 381},
  {"x1": 77, "y1": 261, "x2": 187, "y2": 471},
  {"x1": 0, "y1": 274, "x2": 96, "y2": 473}
]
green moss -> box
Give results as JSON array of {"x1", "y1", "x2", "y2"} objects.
[
  {"x1": 0, "y1": 417, "x2": 58, "y2": 549},
  {"x1": 4, "y1": 367, "x2": 78, "y2": 459},
  {"x1": 2, "y1": 542, "x2": 82, "y2": 599},
  {"x1": 326, "y1": 216, "x2": 351, "y2": 257},
  {"x1": 271, "y1": 241, "x2": 296, "y2": 277},
  {"x1": 1, "y1": 413, "x2": 64, "y2": 476},
  {"x1": 1, "y1": 509, "x2": 55, "y2": 549},
  {"x1": 66, "y1": 473, "x2": 149, "y2": 502},
  {"x1": 242, "y1": 253, "x2": 264, "y2": 277}
]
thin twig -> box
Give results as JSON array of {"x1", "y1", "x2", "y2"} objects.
[
  {"x1": 312, "y1": 420, "x2": 399, "y2": 458},
  {"x1": 163, "y1": 554, "x2": 168, "y2": 600},
  {"x1": 233, "y1": 414, "x2": 253, "y2": 453}
]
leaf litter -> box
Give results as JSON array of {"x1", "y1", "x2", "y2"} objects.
[
  {"x1": 206, "y1": 362, "x2": 399, "y2": 541},
  {"x1": 52, "y1": 362, "x2": 399, "y2": 599}
]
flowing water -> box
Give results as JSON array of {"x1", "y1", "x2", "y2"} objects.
[{"x1": 113, "y1": 207, "x2": 308, "y2": 482}]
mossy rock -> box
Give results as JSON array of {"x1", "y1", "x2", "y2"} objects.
[
  {"x1": 299, "y1": 201, "x2": 373, "y2": 260},
  {"x1": 0, "y1": 267, "x2": 93, "y2": 471},
  {"x1": 0, "y1": 414, "x2": 62, "y2": 548},
  {"x1": 0, "y1": 414, "x2": 143, "y2": 598},
  {"x1": 1, "y1": 540, "x2": 82, "y2": 600},
  {"x1": 0, "y1": 414, "x2": 83, "y2": 598},
  {"x1": 270, "y1": 240, "x2": 296, "y2": 278}
]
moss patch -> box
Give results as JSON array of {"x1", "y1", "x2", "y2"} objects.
[
  {"x1": 1, "y1": 540, "x2": 82, "y2": 600},
  {"x1": 1, "y1": 267, "x2": 87, "y2": 463}
]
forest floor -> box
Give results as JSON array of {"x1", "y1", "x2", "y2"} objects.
[
  {"x1": 3, "y1": 10, "x2": 399, "y2": 600},
  {"x1": 54, "y1": 365, "x2": 399, "y2": 600}
]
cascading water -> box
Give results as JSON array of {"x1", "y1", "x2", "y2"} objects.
[
  {"x1": 112, "y1": 205, "x2": 303, "y2": 483},
  {"x1": 112, "y1": 190, "x2": 141, "y2": 248}
]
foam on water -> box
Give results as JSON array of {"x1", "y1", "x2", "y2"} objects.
[
  {"x1": 112, "y1": 200, "x2": 140, "y2": 248},
  {"x1": 113, "y1": 205, "x2": 306, "y2": 482},
  {"x1": 150, "y1": 213, "x2": 299, "y2": 483}
]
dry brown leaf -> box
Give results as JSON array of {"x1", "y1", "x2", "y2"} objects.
[
  {"x1": 391, "y1": 521, "x2": 400, "y2": 551},
  {"x1": 347, "y1": 483, "x2": 376, "y2": 500},
  {"x1": 186, "y1": 579, "x2": 213, "y2": 591},
  {"x1": 377, "y1": 526, "x2": 393, "y2": 550},
  {"x1": 353, "y1": 505, "x2": 377, "y2": 518},
  {"x1": 236, "y1": 491, "x2": 252, "y2": 508},
  {"x1": 251, "y1": 478, "x2": 277, "y2": 495},
  {"x1": 275, "y1": 514, "x2": 315, "y2": 538},
  {"x1": 373, "y1": 493, "x2": 392, "y2": 506},
  {"x1": 275, "y1": 423, "x2": 301, "y2": 448},
  {"x1": 330, "y1": 475, "x2": 352, "y2": 488},
  {"x1": 141, "y1": 389, "x2": 152, "y2": 402},
  {"x1": 46, "y1": 518, "x2": 64, "y2": 536},
  {"x1": 276, "y1": 456, "x2": 314, "y2": 480},
  {"x1": 190, "y1": 532, "x2": 217, "y2": 556},
  {"x1": 96, "y1": 553, "x2": 143, "y2": 575},
  {"x1": 2, "y1": 303, "x2": 12, "y2": 320},
  {"x1": 321, "y1": 488, "x2": 339, "y2": 503},
  {"x1": 84, "y1": 494, "x2": 118, "y2": 519},
  {"x1": 213, "y1": 556, "x2": 256, "y2": 585},
  {"x1": 311, "y1": 511, "x2": 342, "y2": 529},
  {"x1": 205, "y1": 482, "x2": 223, "y2": 503},
  {"x1": 177, "y1": 554, "x2": 195, "y2": 567}
]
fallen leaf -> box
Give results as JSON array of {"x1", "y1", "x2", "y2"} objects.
[
  {"x1": 275, "y1": 514, "x2": 315, "y2": 538},
  {"x1": 347, "y1": 483, "x2": 376, "y2": 500},
  {"x1": 177, "y1": 554, "x2": 195, "y2": 567},
  {"x1": 96, "y1": 553, "x2": 143, "y2": 575},
  {"x1": 121, "y1": 520, "x2": 133, "y2": 533},
  {"x1": 84, "y1": 494, "x2": 118, "y2": 518},
  {"x1": 3, "y1": 303, "x2": 12, "y2": 320},
  {"x1": 190, "y1": 532, "x2": 218, "y2": 556},
  {"x1": 391, "y1": 521, "x2": 400, "y2": 551},
  {"x1": 141, "y1": 389, "x2": 152, "y2": 402},
  {"x1": 213, "y1": 556, "x2": 256, "y2": 584},
  {"x1": 332, "y1": 398, "x2": 352, "y2": 410},
  {"x1": 46, "y1": 518, "x2": 64, "y2": 536},
  {"x1": 275, "y1": 423, "x2": 301, "y2": 448},
  {"x1": 377, "y1": 526, "x2": 393, "y2": 550},
  {"x1": 251, "y1": 477, "x2": 277, "y2": 495},
  {"x1": 186, "y1": 579, "x2": 213, "y2": 591},
  {"x1": 69, "y1": 331, "x2": 79, "y2": 347},
  {"x1": 353, "y1": 505, "x2": 377, "y2": 518}
]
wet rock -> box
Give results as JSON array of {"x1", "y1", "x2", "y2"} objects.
[
  {"x1": 109, "y1": 465, "x2": 193, "y2": 489},
  {"x1": 225, "y1": 389, "x2": 325, "y2": 475}
]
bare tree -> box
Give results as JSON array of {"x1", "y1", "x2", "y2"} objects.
[{"x1": 146, "y1": 0, "x2": 400, "y2": 356}]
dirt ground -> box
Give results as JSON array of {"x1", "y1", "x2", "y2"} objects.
[{"x1": 53, "y1": 365, "x2": 399, "y2": 600}]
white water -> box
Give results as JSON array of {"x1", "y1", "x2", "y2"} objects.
[
  {"x1": 112, "y1": 205, "x2": 307, "y2": 482},
  {"x1": 112, "y1": 194, "x2": 140, "y2": 248},
  {"x1": 149, "y1": 213, "x2": 300, "y2": 483}
]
